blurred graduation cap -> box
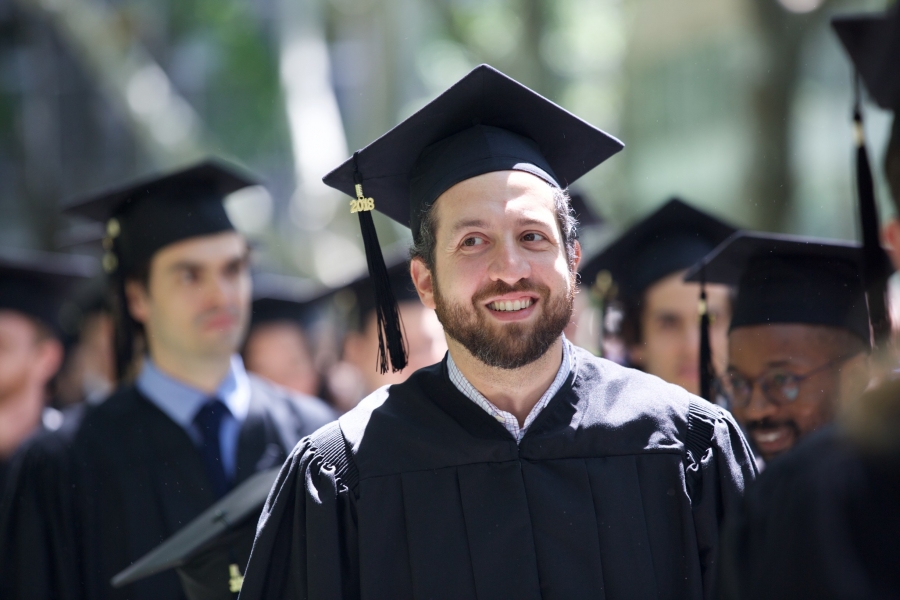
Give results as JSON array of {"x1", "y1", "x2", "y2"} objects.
[
  {"x1": 250, "y1": 273, "x2": 328, "y2": 331},
  {"x1": 62, "y1": 159, "x2": 258, "y2": 379},
  {"x1": 832, "y1": 7, "x2": 899, "y2": 352},
  {"x1": 111, "y1": 467, "x2": 279, "y2": 600},
  {"x1": 832, "y1": 7, "x2": 900, "y2": 111},
  {"x1": 322, "y1": 64, "x2": 623, "y2": 374},
  {"x1": 685, "y1": 231, "x2": 890, "y2": 344},
  {"x1": 579, "y1": 198, "x2": 736, "y2": 303},
  {"x1": 63, "y1": 159, "x2": 256, "y2": 278},
  {"x1": 0, "y1": 248, "x2": 98, "y2": 337}
]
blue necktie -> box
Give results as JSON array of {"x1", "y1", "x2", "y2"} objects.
[{"x1": 193, "y1": 399, "x2": 232, "y2": 499}]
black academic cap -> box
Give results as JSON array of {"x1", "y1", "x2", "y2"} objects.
[
  {"x1": 111, "y1": 468, "x2": 279, "y2": 599},
  {"x1": 832, "y1": 7, "x2": 900, "y2": 111},
  {"x1": 684, "y1": 231, "x2": 888, "y2": 344},
  {"x1": 250, "y1": 273, "x2": 327, "y2": 330},
  {"x1": 0, "y1": 248, "x2": 98, "y2": 337},
  {"x1": 323, "y1": 64, "x2": 623, "y2": 235},
  {"x1": 63, "y1": 159, "x2": 256, "y2": 277},
  {"x1": 322, "y1": 64, "x2": 622, "y2": 374},
  {"x1": 579, "y1": 198, "x2": 736, "y2": 301}
]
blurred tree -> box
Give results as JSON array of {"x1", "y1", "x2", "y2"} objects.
[{"x1": 747, "y1": 0, "x2": 833, "y2": 232}]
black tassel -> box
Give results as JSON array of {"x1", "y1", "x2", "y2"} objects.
[
  {"x1": 353, "y1": 153, "x2": 408, "y2": 374},
  {"x1": 853, "y1": 73, "x2": 892, "y2": 351},
  {"x1": 112, "y1": 274, "x2": 136, "y2": 382},
  {"x1": 698, "y1": 270, "x2": 714, "y2": 402}
]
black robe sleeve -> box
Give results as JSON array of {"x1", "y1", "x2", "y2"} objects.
[
  {"x1": 684, "y1": 399, "x2": 759, "y2": 599},
  {"x1": 0, "y1": 430, "x2": 84, "y2": 600},
  {"x1": 239, "y1": 422, "x2": 359, "y2": 600}
]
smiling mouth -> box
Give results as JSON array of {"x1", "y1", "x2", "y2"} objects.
[{"x1": 488, "y1": 298, "x2": 535, "y2": 312}]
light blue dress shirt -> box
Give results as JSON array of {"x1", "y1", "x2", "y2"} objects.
[{"x1": 136, "y1": 355, "x2": 251, "y2": 479}]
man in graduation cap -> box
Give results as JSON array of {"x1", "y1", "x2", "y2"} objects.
[
  {"x1": 239, "y1": 65, "x2": 756, "y2": 600},
  {"x1": 0, "y1": 249, "x2": 96, "y2": 492},
  {"x1": 684, "y1": 232, "x2": 874, "y2": 464},
  {"x1": 0, "y1": 161, "x2": 336, "y2": 600},
  {"x1": 579, "y1": 198, "x2": 736, "y2": 397},
  {"x1": 716, "y1": 9, "x2": 900, "y2": 599}
]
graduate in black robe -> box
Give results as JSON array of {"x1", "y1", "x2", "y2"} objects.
[
  {"x1": 716, "y1": 8, "x2": 900, "y2": 599},
  {"x1": 239, "y1": 64, "x2": 757, "y2": 600},
  {"x1": 0, "y1": 249, "x2": 97, "y2": 494},
  {"x1": 0, "y1": 161, "x2": 336, "y2": 600},
  {"x1": 0, "y1": 373, "x2": 331, "y2": 600}
]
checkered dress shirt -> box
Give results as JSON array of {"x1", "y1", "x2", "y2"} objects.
[{"x1": 447, "y1": 337, "x2": 573, "y2": 443}]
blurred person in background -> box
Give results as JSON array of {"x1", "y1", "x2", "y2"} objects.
[
  {"x1": 243, "y1": 275, "x2": 325, "y2": 398},
  {"x1": 329, "y1": 257, "x2": 446, "y2": 412},
  {"x1": 0, "y1": 161, "x2": 335, "y2": 600},
  {"x1": 579, "y1": 198, "x2": 736, "y2": 397},
  {"x1": 53, "y1": 276, "x2": 116, "y2": 407},
  {"x1": 718, "y1": 10, "x2": 900, "y2": 598},
  {"x1": 0, "y1": 249, "x2": 96, "y2": 491},
  {"x1": 687, "y1": 232, "x2": 875, "y2": 466}
]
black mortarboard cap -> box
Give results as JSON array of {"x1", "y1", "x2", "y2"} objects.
[
  {"x1": 111, "y1": 467, "x2": 279, "y2": 599},
  {"x1": 322, "y1": 64, "x2": 622, "y2": 374},
  {"x1": 832, "y1": 8, "x2": 898, "y2": 351},
  {"x1": 250, "y1": 273, "x2": 327, "y2": 330},
  {"x1": 63, "y1": 159, "x2": 256, "y2": 277},
  {"x1": 0, "y1": 248, "x2": 98, "y2": 337},
  {"x1": 684, "y1": 231, "x2": 887, "y2": 344},
  {"x1": 832, "y1": 7, "x2": 900, "y2": 111},
  {"x1": 579, "y1": 198, "x2": 736, "y2": 301}
]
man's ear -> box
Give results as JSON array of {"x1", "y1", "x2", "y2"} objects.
[
  {"x1": 124, "y1": 279, "x2": 150, "y2": 325},
  {"x1": 410, "y1": 258, "x2": 436, "y2": 310},
  {"x1": 35, "y1": 338, "x2": 64, "y2": 383},
  {"x1": 572, "y1": 240, "x2": 582, "y2": 272}
]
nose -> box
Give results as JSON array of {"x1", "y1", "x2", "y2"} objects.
[
  {"x1": 741, "y1": 381, "x2": 778, "y2": 422},
  {"x1": 206, "y1": 273, "x2": 232, "y2": 307},
  {"x1": 487, "y1": 237, "x2": 531, "y2": 285}
]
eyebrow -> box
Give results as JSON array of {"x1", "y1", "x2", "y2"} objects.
[
  {"x1": 449, "y1": 216, "x2": 555, "y2": 235},
  {"x1": 168, "y1": 260, "x2": 204, "y2": 274},
  {"x1": 450, "y1": 218, "x2": 490, "y2": 235},
  {"x1": 727, "y1": 360, "x2": 796, "y2": 375}
]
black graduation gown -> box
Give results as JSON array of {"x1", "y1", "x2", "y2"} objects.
[
  {"x1": 240, "y1": 347, "x2": 757, "y2": 600},
  {"x1": 717, "y1": 426, "x2": 900, "y2": 600},
  {"x1": 0, "y1": 375, "x2": 336, "y2": 600}
]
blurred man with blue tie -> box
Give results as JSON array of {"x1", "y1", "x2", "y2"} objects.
[{"x1": 0, "y1": 161, "x2": 335, "y2": 600}]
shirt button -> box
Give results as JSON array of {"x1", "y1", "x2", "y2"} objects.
[{"x1": 495, "y1": 415, "x2": 504, "y2": 422}]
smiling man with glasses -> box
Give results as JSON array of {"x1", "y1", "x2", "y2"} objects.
[{"x1": 687, "y1": 231, "x2": 878, "y2": 464}]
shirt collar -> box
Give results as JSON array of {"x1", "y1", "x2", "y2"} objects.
[
  {"x1": 446, "y1": 335, "x2": 573, "y2": 441},
  {"x1": 136, "y1": 355, "x2": 251, "y2": 429}
]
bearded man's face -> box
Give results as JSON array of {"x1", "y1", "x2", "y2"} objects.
[{"x1": 412, "y1": 170, "x2": 580, "y2": 369}]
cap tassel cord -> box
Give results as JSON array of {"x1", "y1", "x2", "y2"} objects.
[
  {"x1": 352, "y1": 152, "x2": 408, "y2": 373},
  {"x1": 698, "y1": 268, "x2": 714, "y2": 402},
  {"x1": 853, "y1": 72, "x2": 892, "y2": 352}
]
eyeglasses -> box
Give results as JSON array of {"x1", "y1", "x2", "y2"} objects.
[{"x1": 720, "y1": 353, "x2": 861, "y2": 409}]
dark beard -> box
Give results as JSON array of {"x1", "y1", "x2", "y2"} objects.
[{"x1": 433, "y1": 275, "x2": 575, "y2": 370}]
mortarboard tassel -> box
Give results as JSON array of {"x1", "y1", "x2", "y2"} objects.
[
  {"x1": 102, "y1": 220, "x2": 138, "y2": 382},
  {"x1": 698, "y1": 268, "x2": 714, "y2": 402},
  {"x1": 352, "y1": 152, "x2": 408, "y2": 374},
  {"x1": 853, "y1": 73, "x2": 892, "y2": 351}
]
